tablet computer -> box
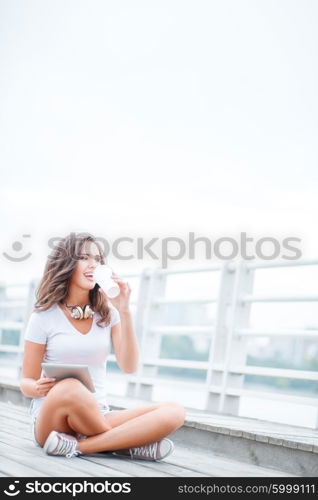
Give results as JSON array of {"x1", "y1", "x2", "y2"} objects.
[{"x1": 41, "y1": 363, "x2": 95, "y2": 392}]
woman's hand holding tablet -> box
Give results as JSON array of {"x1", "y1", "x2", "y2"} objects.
[{"x1": 41, "y1": 363, "x2": 95, "y2": 392}]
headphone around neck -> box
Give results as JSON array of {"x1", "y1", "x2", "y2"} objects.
[{"x1": 63, "y1": 303, "x2": 94, "y2": 320}]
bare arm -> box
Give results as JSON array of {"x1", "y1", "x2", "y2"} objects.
[
  {"x1": 111, "y1": 310, "x2": 139, "y2": 373},
  {"x1": 100, "y1": 271, "x2": 139, "y2": 373},
  {"x1": 20, "y1": 341, "x2": 56, "y2": 398}
]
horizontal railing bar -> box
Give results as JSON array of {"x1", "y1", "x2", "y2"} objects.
[
  {"x1": 235, "y1": 328, "x2": 318, "y2": 338},
  {"x1": 150, "y1": 325, "x2": 214, "y2": 335},
  {"x1": 208, "y1": 386, "x2": 318, "y2": 406},
  {"x1": 0, "y1": 321, "x2": 24, "y2": 331},
  {"x1": 112, "y1": 356, "x2": 318, "y2": 379},
  {"x1": 119, "y1": 273, "x2": 141, "y2": 279},
  {"x1": 124, "y1": 374, "x2": 205, "y2": 390},
  {"x1": 109, "y1": 355, "x2": 207, "y2": 370},
  {"x1": 0, "y1": 301, "x2": 27, "y2": 309},
  {"x1": 153, "y1": 298, "x2": 217, "y2": 305},
  {"x1": 157, "y1": 265, "x2": 222, "y2": 276},
  {"x1": 246, "y1": 259, "x2": 318, "y2": 270},
  {"x1": 0, "y1": 345, "x2": 21, "y2": 353},
  {"x1": 0, "y1": 283, "x2": 29, "y2": 288},
  {"x1": 241, "y1": 389, "x2": 318, "y2": 407},
  {"x1": 230, "y1": 365, "x2": 318, "y2": 381},
  {"x1": 107, "y1": 371, "x2": 318, "y2": 407},
  {"x1": 143, "y1": 358, "x2": 209, "y2": 369},
  {"x1": 241, "y1": 294, "x2": 318, "y2": 303}
]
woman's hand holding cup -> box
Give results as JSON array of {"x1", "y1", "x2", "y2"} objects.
[{"x1": 96, "y1": 266, "x2": 131, "y2": 312}]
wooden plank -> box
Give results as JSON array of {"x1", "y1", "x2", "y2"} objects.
[
  {"x1": 0, "y1": 442, "x2": 89, "y2": 477},
  {"x1": 0, "y1": 424, "x2": 195, "y2": 477},
  {"x1": 0, "y1": 410, "x2": 198, "y2": 478},
  {"x1": 0, "y1": 455, "x2": 47, "y2": 477},
  {"x1": 0, "y1": 416, "x2": 29, "y2": 429},
  {"x1": 0, "y1": 415, "x2": 31, "y2": 429},
  {"x1": 0, "y1": 403, "x2": 30, "y2": 415},
  {"x1": 0, "y1": 426, "x2": 34, "y2": 444},
  {"x1": 0, "y1": 434, "x2": 132, "y2": 478},
  {"x1": 0, "y1": 412, "x2": 30, "y2": 426},
  {"x1": 0, "y1": 408, "x2": 29, "y2": 419},
  {"x1": 0, "y1": 407, "x2": 30, "y2": 420},
  {"x1": 0, "y1": 420, "x2": 32, "y2": 438},
  {"x1": 1, "y1": 424, "x2": 199, "y2": 478},
  {"x1": 0, "y1": 412, "x2": 292, "y2": 478},
  {"x1": 0, "y1": 404, "x2": 29, "y2": 416},
  {"x1": 0, "y1": 401, "x2": 29, "y2": 416},
  {"x1": 110, "y1": 454, "x2": 208, "y2": 477},
  {"x1": 0, "y1": 402, "x2": 300, "y2": 477},
  {"x1": 83, "y1": 455, "x2": 172, "y2": 477},
  {"x1": 0, "y1": 400, "x2": 29, "y2": 411}
]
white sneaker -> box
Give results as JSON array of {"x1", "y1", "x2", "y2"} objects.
[
  {"x1": 43, "y1": 430, "x2": 82, "y2": 458},
  {"x1": 112, "y1": 438, "x2": 174, "y2": 461}
]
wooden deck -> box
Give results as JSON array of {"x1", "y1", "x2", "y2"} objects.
[{"x1": 0, "y1": 401, "x2": 300, "y2": 477}]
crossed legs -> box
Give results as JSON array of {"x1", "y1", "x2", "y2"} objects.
[{"x1": 34, "y1": 378, "x2": 185, "y2": 455}]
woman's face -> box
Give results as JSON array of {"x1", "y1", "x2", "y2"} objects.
[{"x1": 70, "y1": 241, "x2": 102, "y2": 291}]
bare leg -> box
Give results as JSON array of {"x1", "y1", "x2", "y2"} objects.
[
  {"x1": 78, "y1": 402, "x2": 185, "y2": 454},
  {"x1": 35, "y1": 378, "x2": 111, "y2": 446},
  {"x1": 35, "y1": 377, "x2": 185, "y2": 453}
]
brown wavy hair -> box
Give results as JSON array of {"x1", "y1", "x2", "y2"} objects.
[{"x1": 34, "y1": 232, "x2": 112, "y2": 327}]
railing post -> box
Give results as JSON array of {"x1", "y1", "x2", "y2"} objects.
[
  {"x1": 127, "y1": 267, "x2": 167, "y2": 401},
  {"x1": 125, "y1": 268, "x2": 152, "y2": 398},
  {"x1": 206, "y1": 260, "x2": 254, "y2": 415},
  {"x1": 205, "y1": 261, "x2": 237, "y2": 412},
  {"x1": 0, "y1": 283, "x2": 6, "y2": 346},
  {"x1": 16, "y1": 279, "x2": 38, "y2": 379},
  {"x1": 219, "y1": 260, "x2": 254, "y2": 414}
]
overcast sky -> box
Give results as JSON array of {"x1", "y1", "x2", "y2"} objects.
[{"x1": 1, "y1": 0, "x2": 317, "y2": 284}]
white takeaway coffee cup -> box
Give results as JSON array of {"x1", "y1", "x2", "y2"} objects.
[{"x1": 93, "y1": 265, "x2": 120, "y2": 298}]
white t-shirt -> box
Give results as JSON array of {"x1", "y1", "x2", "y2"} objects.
[{"x1": 24, "y1": 304, "x2": 120, "y2": 405}]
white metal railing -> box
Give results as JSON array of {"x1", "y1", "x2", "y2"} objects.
[
  {"x1": 0, "y1": 258, "x2": 318, "y2": 427},
  {"x1": 241, "y1": 293, "x2": 318, "y2": 302},
  {"x1": 236, "y1": 328, "x2": 318, "y2": 338}
]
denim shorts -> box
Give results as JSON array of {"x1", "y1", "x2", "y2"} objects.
[{"x1": 29, "y1": 398, "x2": 112, "y2": 447}]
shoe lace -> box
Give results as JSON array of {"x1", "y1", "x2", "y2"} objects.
[
  {"x1": 54, "y1": 434, "x2": 80, "y2": 458},
  {"x1": 130, "y1": 442, "x2": 158, "y2": 459}
]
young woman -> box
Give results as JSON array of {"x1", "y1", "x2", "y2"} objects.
[{"x1": 20, "y1": 232, "x2": 185, "y2": 460}]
